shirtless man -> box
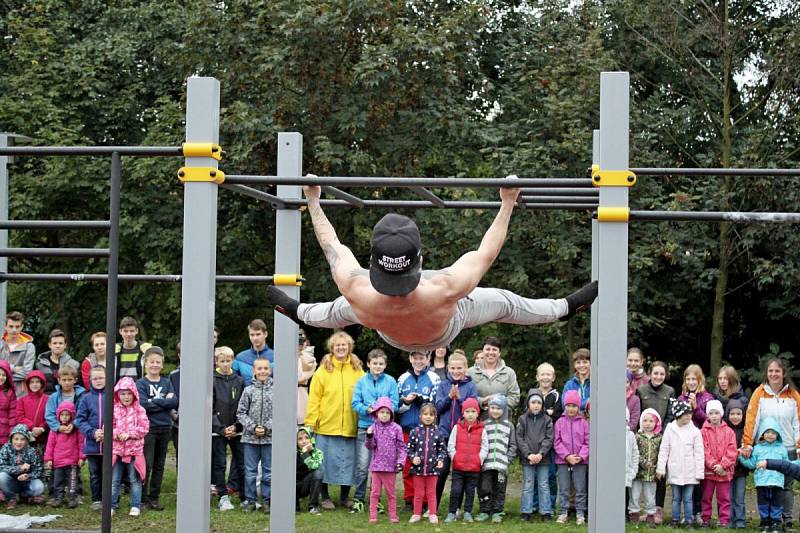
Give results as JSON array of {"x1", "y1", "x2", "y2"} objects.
[{"x1": 267, "y1": 178, "x2": 597, "y2": 353}]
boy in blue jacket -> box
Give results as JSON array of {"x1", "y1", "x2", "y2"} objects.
[
  {"x1": 350, "y1": 348, "x2": 398, "y2": 513},
  {"x1": 739, "y1": 417, "x2": 788, "y2": 533},
  {"x1": 75, "y1": 365, "x2": 106, "y2": 511},
  {"x1": 136, "y1": 346, "x2": 177, "y2": 511}
]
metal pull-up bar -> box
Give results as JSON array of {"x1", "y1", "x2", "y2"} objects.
[
  {"x1": 0, "y1": 273, "x2": 281, "y2": 283},
  {"x1": 631, "y1": 167, "x2": 800, "y2": 176}
]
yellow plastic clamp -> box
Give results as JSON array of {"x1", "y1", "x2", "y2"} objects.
[
  {"x1": 182, "y1": 142, "x2": 222, "y2": 161},
  {"x1": 591, "y1": 165, "x2": 637, "y2": 187},
  {"x1": 273, "y1": 274, "x2": 304, "y2": 286},
  {"x1": 177, "y1": 167, "x2": 225, "y2": 184},
  {"x1": 596, "y1": 207, "x2": 630, "y2": 222}
]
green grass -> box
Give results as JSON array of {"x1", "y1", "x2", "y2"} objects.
[{"x1": 8, "y1": 453, "x2": 766, "y2": 531}]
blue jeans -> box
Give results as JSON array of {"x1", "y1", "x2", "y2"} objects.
[
  {"x1": 243, "y1": 443, "x2": 272, "y2": 503},
  {"x1": 729, "y1": 476, "x2": 746, "y2": 528},
  {"x1": 531, "y1": 456, "x2": 557, "y2": 512},
  {"x1": 353, "y1": 428, "x2": 372, "y2": 502},
  {"x1": 521, "y1": 464, "x2": 552, "y2": 515},
  {"x1": 671, "y1": 484, "x2": 694, "y2": 524},
  {"x1": 112, "y1": 461, "x2": 142, "y2": 509},
  {"x1": 0, "y1": 472, "x2": 44, "y2": 498}
]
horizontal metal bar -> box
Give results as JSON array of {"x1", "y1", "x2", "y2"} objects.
[
  {"x1": 220, "y1": 184, "x2": 286, "y2": 208},
  {"x1": 631, "y1": 167, "x2": 800, "y2": 176},
  {"x1": 520, "y1": 188, "x2": 598, "y2": 196},
  {"x1": 410, "y1": 187, "x2": 446, "y2": 208},
  {"x1": 0, "y1": 273, "x2": 278, "y2": 283},
  {"x1": 625, "y1": 210, "x2": 800, "y2": 223},
  {"x1": 0, "y1": 146, "x2": 183, "y2": 157},
  {"x1": 524, "y1": 203, "x2": 597, "y2": 210},
  {"x1": 520, "y1": 196, "x2": 600, "y2": 203},
  {"x1": 321, "y1": 186, "x2": 366, "y2": 208},
  {"x1": 225, "y1": 175, "x2": 593, "y2": 188},
  {"x1": 0, "y1": 248, "x2": 110, "y2": 258},
  {"x1": 0, "y1": 220, "x2": 110, "y2": 230},
  {"x1": 274, "y1": 198, "x2": 595, "y2": 210}
]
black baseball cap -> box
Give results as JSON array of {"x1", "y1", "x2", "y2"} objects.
[{"x1": 369, "y1": 214, "x2": 422, "y2": 296}]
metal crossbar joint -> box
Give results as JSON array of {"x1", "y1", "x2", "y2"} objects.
[
  {"x1": 596, "y1": 207, "x2": 630, "y2": 222},
  {"x1": 182, "y1": 142, "x2": 222, "y2": 160},
  {"x1": 178, "y1": 167, "x2": 225, "y2": 184},
  {"x1": 591, "y1": 164, "x2": 636, "y2": 187},
  {"x1": 272, "y1": 273, "x2": 304, "y2": 286}
]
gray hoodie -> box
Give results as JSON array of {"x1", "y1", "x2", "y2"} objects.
[{"x1": 515, "y1": 389, "x2": 554, "y2": 464}]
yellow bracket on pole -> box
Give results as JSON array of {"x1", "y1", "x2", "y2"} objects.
[
  {"x1": 591, "y1": 164, "x2": 636, "y2": 187},
  {"x1": 596, "y1": 207, "x2": 630, "y2": 222},
  {"x1": 182, "y1": 142, "x2": 222, "y2": 161},
  {"x1": 177, "y1": 167, "x2": 225, "y2": 184},
  {"x1": 273, "y1": 274, "x2": 304, "y2": 286}
]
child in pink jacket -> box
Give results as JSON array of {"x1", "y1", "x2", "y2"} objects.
[
  {"x1": 554, "y1": 389, "x2": 590, "y2": 525},
  {"x1": 699, "y1": 399, "x2": 737, "y2": 527},
  {"x1": 111, "y1": 377, "x2": 149, "y2": 517},
  {"x1": 656, "y1": 400, "x2": 704, "y2": 527},
  {"x1": 43, "y1": 400, "x2": 84, "y2": 508}
]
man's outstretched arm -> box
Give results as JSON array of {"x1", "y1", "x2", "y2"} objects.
[
  {"x1": 303, "y1": 182, "x2": 364, "y2": 291},
  {"x1": 439, "y1": 179, "x2": 521, "y2": 299}
]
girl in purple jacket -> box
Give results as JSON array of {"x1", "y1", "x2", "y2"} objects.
[
  {"x1": 365, "y1": 396, "x2": 406, "y2": 523},
  {"x1": 554, "y1": 390, "x2": 590, "y2": 525}
]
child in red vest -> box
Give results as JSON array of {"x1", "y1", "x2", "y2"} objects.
[{"x1": 444, "y1": 397, "x2": 487, "y2": 523}]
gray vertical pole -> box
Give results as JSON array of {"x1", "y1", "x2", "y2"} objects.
[
  {"x1": 271, "y1": 132, "x2": 302, "y2": 532},
  {"x1": 100, "y1": 152, "x2": 121, "y2": 533},
  {"x1": 588, "y1": 129, "x2": 600, "y2": 526},
  {"x1": 0, "y1": 134, "x2": 8, "y2": 319},
  {"x1": 176, "y1": 77, "x2": 220, "y2": 533},
  {"x1": 589, "y1": 72, "x2": 629, "y2": 533}
]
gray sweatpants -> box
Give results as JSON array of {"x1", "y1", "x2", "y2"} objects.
[
  {"x1": 557, "y1": 464, "x2": 588, "y2": 515},
  {"x1": 297, "y1": 287, "x2": 567, "y2": 353}
]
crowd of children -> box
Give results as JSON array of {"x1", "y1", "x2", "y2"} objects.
[{"x1": 1, "y1": 308, "x2": 799, "y2": 532}]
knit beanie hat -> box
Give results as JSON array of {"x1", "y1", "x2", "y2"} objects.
[
  {"x1": 462, "y1": 397, "x2": 480, "y2": 414},
  {"x1": 670, "y1": 399, "x2": 692, "y2": 420},
  {"x1": 725, "y1": 398, "x2": 745, "y2": 418},
  {"x1": 705, "y1": 399, "x2": 724, "y2": 417},
  {"x1": 564, "y1": 390, "x2": 581, "y2": 407},
  {"x1": 488, "y1": 394, "x2": 507, "y2": 410},
  {"x1": 528, "y1": 389, "x2": 544, "y2": 405}
]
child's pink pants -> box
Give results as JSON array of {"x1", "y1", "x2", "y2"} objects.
[
  {"x1": 412, "y1": 475, "x2": 438, "y2": 517},
  {"x1": 701, "y1": 479, "x2": 731, "y2": 526},
  {"x1": 370, "y1": 471, "x2": 398, "y2": 520}
]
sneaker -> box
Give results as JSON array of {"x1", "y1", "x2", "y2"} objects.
[
  {"x1": 31, "y1": 495, "x2": 45, "y2": 505},
  {"x1": 47, "y1": 496, "x2": 63, "y2": 508},
  {"x1": 320, "y1": 499, "x2": 336, "y2": 511},
  {"x1": 463, "y1": 512, "x2": 473, "y2": 523},
  {"x1": 240, "y1": 500, "x2": 256, "y2": 512},
  {"x1": 67, "y1": 495, "x2": 78, "y2": 508},
  {"x1": 262, "y1": 500, "x2": 270, "y2": 514},
  {"x1": 557, "y1": 513, "x2": 568, "y2": 524},
  {"x1": 577, "y1": 514, "x2": 586, "y2": 525},
  {"x1": 669, "y1": 519, "x2": 681, "y2": 529},
  {"x1": 129, "y1": 507, "x2": 140, "y2": 517},
  {"x1": 475, "y1": 512, "x2": 490, "y2": 522},
  {"x1": 444, "y1": 513, "x2": 457, "y2": 523},
  {"x1": 148, "y1": 500, "x2": 164, "y2": 511},
  {"x1": 218, "y1": 495, "x2": 234, "y2": 511},
  {"x1": 520, "y1": 513, "x2": 532, "y2": 521},
  {"x1": 349, "y1": 499, "x2": 364, "y2": 514},
  {"x1": 6, "y1": 498, "x2": 16, "y2": 511},
  {"x1": 491, "y1": 513, "x2": 504, "y2": 523},
  {"x1": 309, "y1": 506, "x2": 321, "y2": 515},
  {"x1": 210, "y1": 485, "x2": 219, "y2": 498},
  {"x1": 90, "y1": 500, "x2": 103, "y2": 511},
  {"x1": 654, "y1": 507, "x2": 664, "y2": 525},
  {"x1": 429, "y1": 515, "x2": 438, "y2": 524},
  {"x1": 267, "y1": 286, "x2": 303, "y2": 325},
  {"x1": 390, "y1": 516, "x2": 400, "y2": 523},
  {"x1": 541, "y1": 513, "x2": 553, "y2": 521},
  {"x1": 694, "y1": 513, "x2": 704, "y2": 526},
  {"x1": 409, "y1": 515, "x2": 421, "y2": 523}
]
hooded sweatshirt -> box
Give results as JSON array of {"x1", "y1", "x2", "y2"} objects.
[
  {"x1": 739, "y1": 416, "x2": 789, "y2": 487},
  {"x1": 515, "y1": 389, "x2": 554, "y2": 464},
  {"x1": 0, "y1": 424, "x2": 42, "y2": 480},
  {"x1": 0, "y1": 361, "x2": 18, "y2": 442},
  {"x1": 434, "y1": 372, "x2": 478, "y2": 438},
  {"x1": 482, "y1": 396, "x2": 517, "y2": 473},
  {"x1": 16, "y1": 370, "x2": 49, "y2": 446},
  {"x1": 701, "y1": 418, "x2": 737, "y2": 482},
  {"x1": 296, "y1": 426, "x2": 324, "y2": 479},
  {"x1": 0, "y1": 331, "x2": 35, "y2": 393},
  {"x1": 351, "y1": 371, "x2": 399, "y2": 431},
  {"x1": 365, "y1": 396, "x2": 406, "y2": 472},
  {"x1": 725, "y1": 398, "x2": 749, "y2": 478},
  {"x1": 656, "y1": 418, "x2": 704, "y2": 486},
  {"x1": 407, "y1": 417, "x2": 447, "y2": 476},
  {"x1": 35, "y1": 351, "x2": 79, "y2": 394},
  {"x1": 75, "y1": 377, "x2": 106, "y2": 456},
  {"x1": 111, "y1": 377, "x2": 149, "y2": 480},
  {"x1": 212, "y1": 368, "x2": 244, "y2": 436},
  {"x1": 44, "y1": 401, "x2": 84, "y2": 468},
  {"x1": 553, "y1": 407, "x2": 590, "y2": 465},
  {"x1": 237, "y1": 376, "x2": 274, "y2": 445},
  {"x1": 634, "y1": 408, "x2": 663, "y2": 482},
  {"x1": 44, "y1": 382, "x2": 86, "y2": 432}
]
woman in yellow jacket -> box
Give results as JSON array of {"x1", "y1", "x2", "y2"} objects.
[{"x1": 304, "y1": 330, "x2": 365, "y2": 510}]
